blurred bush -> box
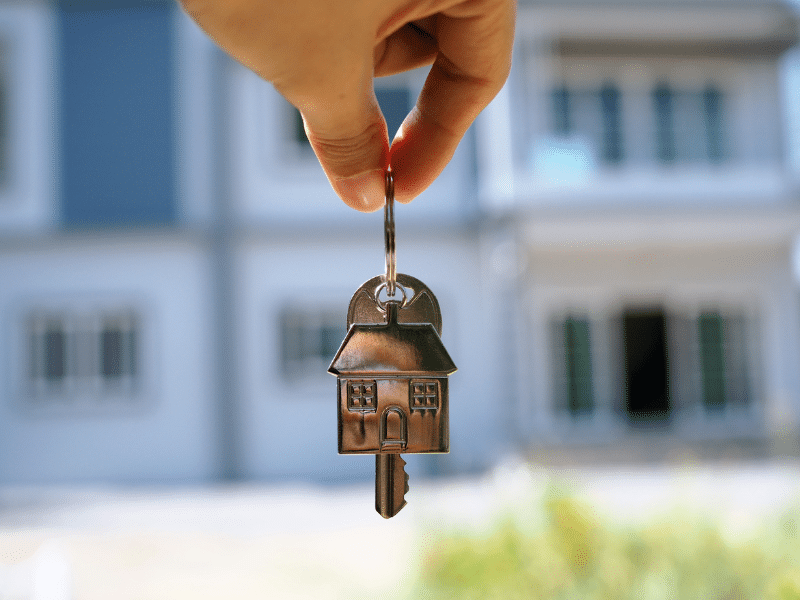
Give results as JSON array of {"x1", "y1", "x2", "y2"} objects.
[{"x1": 418, "y1": 490, "x2": 800, "y2": 600}]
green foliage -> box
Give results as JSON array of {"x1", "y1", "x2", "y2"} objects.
[{"x1": 418, "y1": 490, "x2": 800, "y2": 600}]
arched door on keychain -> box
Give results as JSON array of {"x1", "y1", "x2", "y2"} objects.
[{"x1": 380, "y1": 406, "x2": 407, "y2": 452}]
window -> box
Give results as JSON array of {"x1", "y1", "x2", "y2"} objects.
[
  {"x1": 697, "y1": 311, "x2": 749, "y2": 410},
  {"x1": 551, "y1": 87, "x2": 570, "y2": 136},
  {"x1": 27, "y1": 309, "x2": 138, "y2": 402},
  {"x1": 653, "y1": 83, "x2": 726, "y2": 164},
  {"x1": 410, "y1": 380, "x2": 439, "y2": 412},
  {"x1": 703, "y1": 86, "x2": 724, "y2": 163},
  {"x1": 698, "y1": 312, "x2": 725, "y2": 408},
  {"x1": 653, "y1": 83, "x2": 676, "y2": 162},
  {"x1": 280, "y1": 307, "x2": 346, "y2": 379},
  {"x1": 101, "y1": 317, "x2": 137, "y2": 379},
  {"x1": 34, "y1": 316, "x2": 66, "y2": 382},
  {"x1": 347, "y1": 380, "x2": 377, "y2": 413},
  {"x1": 549, "y1": 82, "x2": 622, "y2": 165},
  {"x1": 551, "y1": 315, "x2": 594, "y2": 415},
  {"x1": 564, "y1": 317, "x2": 594, "y2": 414},
  {"x1": 548, "y1": 77, "x2": 726, "y2": 168},
  {"x1": 600, "y1": 84, "x2": 622, "y2": 164}
]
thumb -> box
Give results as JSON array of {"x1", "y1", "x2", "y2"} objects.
[{"x1": 299, "y1": 88, "x2": 389, "y2": 213}]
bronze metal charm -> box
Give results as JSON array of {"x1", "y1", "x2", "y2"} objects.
[{"x1": 329, "y1": 172, "x2": 457, "y2": 518}]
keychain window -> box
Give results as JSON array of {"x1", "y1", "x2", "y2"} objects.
[{"x1": 410, "y1": 380, "x2": 439, "y2": 412}]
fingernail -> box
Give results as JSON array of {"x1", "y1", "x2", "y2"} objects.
[{"x1": 332, "y1": 169, "x2": 386, "y2": 213}]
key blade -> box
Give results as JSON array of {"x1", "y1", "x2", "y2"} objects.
[{"x1": 375, "y1": 454, "x2": 408, "y2": 519}]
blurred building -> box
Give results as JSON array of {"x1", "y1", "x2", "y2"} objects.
[{"x1": 0, "y1": 0, "x2": 798, "y2": 485}]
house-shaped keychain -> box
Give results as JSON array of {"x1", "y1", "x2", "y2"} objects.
[{"x1": 329, "y1": 300, "x2": 457, "y2": 456}]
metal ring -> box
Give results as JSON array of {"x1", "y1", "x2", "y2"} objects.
[
  {"x1": 374, "y1": 281, "x2": 407, "y2": 310},
  {"x1": 384, "y1": 170, "x2": 396, "y2": 297}
]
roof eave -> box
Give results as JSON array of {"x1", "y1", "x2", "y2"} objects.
[{"x1": 328, "y1": 367, "x2": 458, "y2": 377}]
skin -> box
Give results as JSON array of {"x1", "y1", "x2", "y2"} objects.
[{"x1": 178, "y1": 0, "x2": 516, "y2": 212}]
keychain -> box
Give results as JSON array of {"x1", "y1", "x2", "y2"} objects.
[{"x1": 329, "y1": 171, "x2": 457, "y2": 518}]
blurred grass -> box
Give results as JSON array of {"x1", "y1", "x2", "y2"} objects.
[{"x1": 417, "y1": 488, "x2": 800, "y2": 600}]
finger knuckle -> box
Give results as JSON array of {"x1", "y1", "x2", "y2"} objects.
[{"x1": 307, "y1": 120, "x2": 387, "y2": 177}]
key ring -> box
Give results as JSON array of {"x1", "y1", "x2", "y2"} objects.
[{"x1": 384, "y1": 170, "x2": 396, "y2": 297}]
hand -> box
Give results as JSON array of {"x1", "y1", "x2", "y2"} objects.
[{"x1": 179, "y1": 0, "x2": 515, "y2": 212}]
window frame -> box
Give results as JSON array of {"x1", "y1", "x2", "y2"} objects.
[
  {"x1": 550, "y1": 313, "x2": 596, "y2": 418},
  {"x1": 540, "y1": 55, "x2": 736, "y2": 174},
  {"x1": 23, "y1": 306, "x2": 143, "y2": 411},
  {"x1": 599, "y1": 83, "x2": 623, "y2": 164},
  {"x1": 409, "y1": 379, "x2": 440, "y2": 412},
  {"x1": 346, "y1": 379, "x2": 377, "y2": 413},
  {"x1": 696, "y1": 310, "x2": 751, "y2": 412},
  {"x1": 279, "y1": 305, "x2": 346, "y2": 382}
]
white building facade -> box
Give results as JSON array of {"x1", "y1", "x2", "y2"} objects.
[
  {"x1": 482, "y1": 0, "x2": 800, "y2": 457},
  {"x1": 0, "y1": 0, "x2": 798, "y2": 485}
]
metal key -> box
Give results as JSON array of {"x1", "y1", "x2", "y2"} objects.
[{"x1": 328, "y1": 172, "x2": 457, "y2": 518}]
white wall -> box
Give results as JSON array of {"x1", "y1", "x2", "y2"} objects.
[
  {"x1": 519, "y1": 231, "x2": 800, "y2": 443},
  {"x1": 0, "y1": 236, "x2": 217, "y2": 484},
  {"x1": 235, "y1": 222, "x2": 497, "y2": 481},
  {"x1": 479, "y1": 2, "x2": 798, "y2": 211}
]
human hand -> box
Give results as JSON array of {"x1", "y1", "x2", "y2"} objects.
[{"x1": 179, "y1": 0, "x2": 515, "y2": 212}]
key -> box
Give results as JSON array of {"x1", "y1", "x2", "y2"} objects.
[
  {"x1": 329, "y1": 276, "x2": 456, "y2": 518},
  {"x1": 328, "y1": 171, "x2": 456, "y2": 518},
  {"x1": 376, "y1": 454, "x2": 408, "y2": 518}
]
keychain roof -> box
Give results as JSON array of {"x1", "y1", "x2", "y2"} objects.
[{"x1": 329, "y1": 302, "x2": 457, "y2": 375}]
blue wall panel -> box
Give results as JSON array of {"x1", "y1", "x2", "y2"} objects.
[{"x1": 60, "y1": 2, "x2": 175, "y2": 227}]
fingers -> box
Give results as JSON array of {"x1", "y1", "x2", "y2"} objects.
[
  {"x1": 298, "y1": 81, "x2": 390, "y2": 212},
  {"x1": 179, "y1": 0, "x2": 392, "y2": 212},
  {"x1": 180, "y1": 0, "x2": 515, "y2": 211},
  {"x1": 389, "y1": 0, "x2": 516, "y2": 203},
  {"x1": 374, "y1": 20, "x2": 438, "y2": 77}
]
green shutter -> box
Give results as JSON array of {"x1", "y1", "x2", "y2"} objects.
[
  {"x1": 699, "y1": 312, "x2": 726, "y2": 408},
  {"x1": 564, "y1": 317, "x2": 594, "y2": 414}
]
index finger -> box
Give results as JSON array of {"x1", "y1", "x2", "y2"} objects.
[{"x1": 388, "y1": 0, "x2": 515, "y2": 203}]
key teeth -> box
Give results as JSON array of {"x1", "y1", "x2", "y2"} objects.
[
  {"x1": 400, "y1": 455, "x2": 409, "y2": 511},
  {"x1": 376, "y1": 454, "x2": 408, "y2": 519}
]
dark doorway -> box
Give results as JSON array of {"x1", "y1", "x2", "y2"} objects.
[{"x1": 623, "y1": 310, "x2": 670, "y2": 423}]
